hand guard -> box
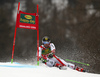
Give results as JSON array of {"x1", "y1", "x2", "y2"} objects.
[
  {"x1": 48, "y1": 53, "x2": 54, "y2": 58},
  {"x1": 39, "y1": 57, "x2": 47, "y2": 63}
]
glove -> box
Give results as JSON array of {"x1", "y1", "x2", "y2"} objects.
[
  {"x1": 48, "y1": 53, "x2": 54, "y2": 58},
  {"x1": 39, "y1": 57, "x2": 47, "y2": 63}
]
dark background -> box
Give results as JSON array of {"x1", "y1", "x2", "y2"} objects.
[{"x1": 0, "y1": 0, "x2": 100, "y2": 74}]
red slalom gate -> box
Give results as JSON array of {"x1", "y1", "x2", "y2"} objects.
[{"x1": 11, "y1": 2, "x2": 40, "y2": 65}]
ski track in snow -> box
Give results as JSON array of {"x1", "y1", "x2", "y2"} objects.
[{"x1": 0, "y1": 62, "x2": 100, "y2": 77}]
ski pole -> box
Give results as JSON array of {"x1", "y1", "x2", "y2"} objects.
[{"x1": 65, "y1": 59, "x2": 90, "y2": 66}]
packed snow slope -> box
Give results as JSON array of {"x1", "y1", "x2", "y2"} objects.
[{"x1": 0, "y1": 62, "x2": 100, "y2": 77}]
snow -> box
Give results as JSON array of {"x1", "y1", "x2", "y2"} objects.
[{"x1": 0, "y1": 62, "x2": 100, "y2": 77}]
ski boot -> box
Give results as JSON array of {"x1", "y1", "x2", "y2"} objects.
[{"x1": 75, "y1": 66, "x2": 86, "y2": 72}]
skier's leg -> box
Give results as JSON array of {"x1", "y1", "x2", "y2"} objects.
[
  {"x1": 49, "y1": 56, "x2": 85, "y2": 72},
  {"x1": 59, "y1": 58, "x2": 86, "y2": 72},
  {"x1": 45, "y1": 58, "x2": 55, "y2": 67},
  {"x1": 53, "y1": 55, "x2": 66, "y2": 66},
  {"x1": 53, "y1": 56, "x2": 75, "y2": 69},
  {"x1": 45, "y1": 57, "x2": 67, "y2": 69},
  {"x1": 46, "y1": 57, "x2": 63, "y2": 68},
  {"x1": 59, "y1": 58, "x2": 75, "y2": 69}
]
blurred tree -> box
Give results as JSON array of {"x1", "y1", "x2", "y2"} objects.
[
  {"x1": 0, "y1": 0, "x2": 15, "y2": 61},
  {"x1": 65, "y1": 0, "x2": 100, "y2": 73},
  {"x1": 0, "y1": 8, "x2": 12, "y2": 61}
]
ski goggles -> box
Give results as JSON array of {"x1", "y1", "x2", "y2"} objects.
[{"x1": 43, "y1": 41, "x2": 50, "y2": 44}]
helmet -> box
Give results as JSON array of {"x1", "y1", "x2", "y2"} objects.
[{"x1": 42, "y1": 36, "x2": 51, "y2": 44}]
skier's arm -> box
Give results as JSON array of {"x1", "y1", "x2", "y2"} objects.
[
  {"x1": 39, "y1": 47, "x2": 42, "y2": 58},
  {"x1": 50, "y1": 43, "x2": 56, "y2": 54}
]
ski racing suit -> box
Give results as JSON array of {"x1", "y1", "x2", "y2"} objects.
[{"x1": 39, "y1": 43, "x2": 75, "y2": 69}]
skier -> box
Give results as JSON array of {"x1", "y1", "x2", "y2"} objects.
[{"x1": 39, "y1": 36, "x2": 85, "y2": 72}]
